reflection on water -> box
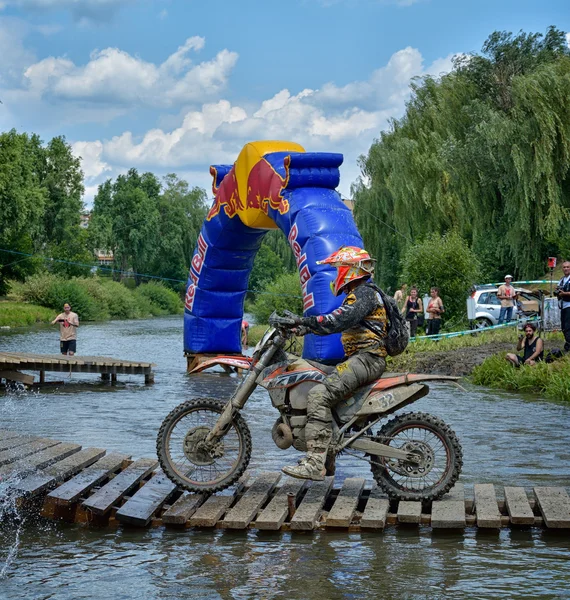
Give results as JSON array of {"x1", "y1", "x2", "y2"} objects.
[{"x1": 1, "y1": 316, "x2": 570, "y2": 599}]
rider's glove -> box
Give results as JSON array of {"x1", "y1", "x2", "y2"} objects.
[{"x1": 292, "y1": 325, "x2": 311, "y2": 337}]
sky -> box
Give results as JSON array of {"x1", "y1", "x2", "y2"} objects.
[{"x1": 0, "y1": 0, "x2": 568, "y2": 206}]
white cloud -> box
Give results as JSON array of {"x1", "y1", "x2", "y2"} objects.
[
  {"x1": 566, "y1": 32, "x2": 570, "y2": 48},
  {"x1": 74, "y1": 45, "x2": 455, "y2": 200},
  {"x1": 2, "y1": 0, "x2": 134, "y2": 22},
  {"x1": 22, "y1": 37, "x2": 238, "y2": 107}
]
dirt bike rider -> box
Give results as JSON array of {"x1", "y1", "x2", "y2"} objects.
[{"x1": 282, "y1": 246, "x2": 388, "y2": 481}]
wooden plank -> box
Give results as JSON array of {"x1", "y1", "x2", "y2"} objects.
[
  {"x1": 474, "y1": 484, "x2": 502, "y2": 528},
  {"x1": 82, "y1": 458, "x2": 157, "y2": 515},
  {"x1": 504, "y1": 487, "x2": 535, "y2": 526},
  {"x1": 115, "y1": 472, "x2": 178, "y2": 527},
  {"x1": 325, "y1": 477, "x2": 365, "y2": 528},
  {"x1": 162, "y1": 493, "x2": 207, "y2": 526},
  {"x1": 534, "y1": 487, "x2": 570, "y2": 529},
  {"x1": 255, "y1": 479, "x2": 306, "y2": 531},
  {"x1": 0, "y1": 442, "x2": 81, "y2": 478},
  {"x1": 431, "y1": 483, "x2": 466, "y2": 529},
  {"x1": 360, "y1": 485, "x2": 390, "y2": 530},
  {"x1": 0, "y1": 434, "x2": 38, "y2": 452},
  {"x1": 290, "y1": 477, "x2": 334, "y2": 531},
  {"x1": 397, "y1": 500, "x2": 422, "y2": 524},
  {"x1": 222, "y1": 472, "x2": 281, "y2": 529},
  {"x1": 0, "y1": 438, "x2": 61, "y2": 468},
  {"x1": 188, "y1": 495, "x2": 235, "y2": 528},
  {"x1": 0, "y1": 370, "x2": 34, "y2": 384},
  {"x1": 9, "y1": 448, "x2": 106, "y2": 497},
  {"x1": 46, "y1": 452, "x2": 131, "y2": 505}
]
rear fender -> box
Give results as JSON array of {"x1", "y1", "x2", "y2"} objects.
[
  {"x1": 355, "y1": 383, "x2": 428, "y2": 417},
  {"x1": 335, "y1": 383, "x2": 428, "y2": 423}
]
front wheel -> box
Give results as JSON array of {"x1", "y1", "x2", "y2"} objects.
[
  {"x1": 157, "y1": 397, "x2": 252, "y2": 494},
  {"x1": 370, "y1": 412, "x2": 463, "y2": 501}
]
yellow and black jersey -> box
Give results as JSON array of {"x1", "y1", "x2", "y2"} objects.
[{"x1": 303, "y1": 283, "x2": 387, "y2": 357}]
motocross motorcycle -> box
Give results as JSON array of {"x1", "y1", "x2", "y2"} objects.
[{"x1": 157, "y1": 312, "x2": 463, "y2": 501}]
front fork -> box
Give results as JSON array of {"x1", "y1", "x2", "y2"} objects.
[{"x1": 205, "y1": 338, "x2": 283, "y2": 445}]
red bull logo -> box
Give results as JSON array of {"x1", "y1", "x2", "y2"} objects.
[
  {"x1": 245, "y1": 156, "x2": 290, "y2": 216},
  {"x1": 185, "y1": 232, "x2": 208, "y2": 312},
  {"x1": 288, "y1": 223, "x2": 315, "y2": 312},
  {"x1": 206, "y1": 157, "x2": 290, "y2": 223},
  {"x1": 206, "y1": 166, "x2": 243, "y2": 221}
]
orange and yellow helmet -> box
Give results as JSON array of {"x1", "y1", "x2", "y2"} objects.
[{"x1": 317, "y1": 246, "x2": 376, "y2": 296}]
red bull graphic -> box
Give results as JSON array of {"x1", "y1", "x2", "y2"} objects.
[
  {"x1": 184, "y1": 232, "x2": 207, "y2": 312},
  {"x1": 185, "y1": 141, "x2": 364, "y2": 363},
  {"x1": 207, "y1": 157, "x2": 290, "y2": 223},
  {"x1": 288, "y1": 223, "x2": 315, "y2": 312}
]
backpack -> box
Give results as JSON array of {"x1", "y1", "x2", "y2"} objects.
[{"x1": 366, "y1": 283, "x2": 409, "y2": 357}]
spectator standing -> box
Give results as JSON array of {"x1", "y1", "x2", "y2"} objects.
[
  {"x1": 402, "y1": 286, "x2": 423, "y2": 338},
  {"x1": 51, "y1": 303, "x2": 79, "y2": 356},
  {"x1": 394, "y1": 284, "x2": 407, "y2": 312},
  {"x1": 556, "y1": 260, "x2": 570, "y2": 352},
  {"x1": 426, "y1": 287, "x2": 444, "y2": 336},
  {"x1": 241, "y1": 319, "x2": 250, "y2": 348},
  {"x1": 497, "y1": 275, "x2": 518, "y2": 324},
  {"x1": 506, "y1": 322, "x2": 544, "y2": 367}
]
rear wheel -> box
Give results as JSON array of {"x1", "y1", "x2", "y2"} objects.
[
  {"x1": 370, "y1": 412, "x2": 462, "y2": 501},
  {"x1": 474, "y1": 317, "x2": 492, "y2": 329},
  {"x1": 157, "y1": 397, "x2": 252, "y2": 494}
]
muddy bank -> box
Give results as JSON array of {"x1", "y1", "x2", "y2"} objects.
[{"x1": 392, "y1": 339, "x2": 562, "y2": 377}]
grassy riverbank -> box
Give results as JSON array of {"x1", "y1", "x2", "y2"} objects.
[
  {"x1": 0, "y1": 301, "x2": 54, "y2": 327},
  {"x1": 472, "y1": 353, "x2": 570, "y2": 402},
  {"x1": 2, "y1": 274, "x2": 183, "y2": 327}
]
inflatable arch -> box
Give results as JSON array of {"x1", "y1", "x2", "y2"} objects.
[{"x1": 184, "y1": 141, "x2": 364, "y2": 363}]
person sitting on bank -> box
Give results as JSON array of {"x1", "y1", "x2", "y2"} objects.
[
  {"x1": 51, "y1": 303, "x2": 79, "y2": 356},
  {"x1": 505, "y1": 322, "x2": 544, "y2": 367},
  {"x1": 402, "y1": 286, "x2": 423, "y2": 338},
  {"x1": 426, "y1": 287, "x2": 444, "y2": 336},
  {"x1": 497, "y1": 275, "x2": 518, "y2": 325}
]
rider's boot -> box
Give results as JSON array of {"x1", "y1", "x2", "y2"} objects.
[{"x1": 282, "y1": 449, "x2": 326, "y2": 481}]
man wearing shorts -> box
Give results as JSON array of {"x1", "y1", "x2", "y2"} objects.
[{"x1": 51, "y1": 303, "x2": 79, "y2": 356}]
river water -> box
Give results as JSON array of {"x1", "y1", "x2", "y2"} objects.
[{"x1": 0, "y1": 316, "x2": 569, "y2": 599}]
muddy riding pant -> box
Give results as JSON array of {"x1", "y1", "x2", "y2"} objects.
[{"x1": 305, "y1": 352, "x2": 386, "y2": 452}]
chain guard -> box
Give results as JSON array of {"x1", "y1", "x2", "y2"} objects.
[{"x1": 183, "y1": 426, "x2": 224, "y2": 466}]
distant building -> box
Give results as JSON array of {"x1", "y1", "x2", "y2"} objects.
[
  {"x1": 95, "y1": 249, "x2": 114, "y2": 266},
  {"x1": 80, "y1": 212, "x2": 91, "y2": 229},
  {"x1": 342, "y1": 198, "x2": 354, "y2": 211}
]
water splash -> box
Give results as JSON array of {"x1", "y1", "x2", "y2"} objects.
[{"x1": 0, "y1": 475, "x2": 26, "y2": 580}]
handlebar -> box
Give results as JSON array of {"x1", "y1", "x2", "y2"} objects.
[{"x1": 269, "y1": 310, "x2": 301, "y2": 329}]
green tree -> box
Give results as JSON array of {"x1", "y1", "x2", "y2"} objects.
[
  {"x1": 354, "y1": 26, "x2": 570, "y2": 285},
  {"x1": 0, "y1": 130, "x2": 47, "y2": 294},
  {"x1": 91, "y1": 169, "x2": 161, "y2": 284},
  {"x1": 400, "y1": 231, "x2": 482, "y2": 323},
  {"x1": 150, "y1": 174, "x2": 207, "y2": 289},
  {"x1": 248, "y1": 244, "x2": 285, "y2": 298}
]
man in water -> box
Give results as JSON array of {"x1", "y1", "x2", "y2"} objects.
[
  {"x1": 51, "y1": 303, "x2": 79, "y2": 356},
  {"x1": 505, "y1": 322, "x2": 544, "y2": 367},
  {"x1": 282, "y1": 246, "x2": 388, "y2": 481}
]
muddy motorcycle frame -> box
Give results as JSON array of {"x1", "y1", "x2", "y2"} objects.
[{"x1": 157, "y1": 313, "x2": 463, "y2": 501}]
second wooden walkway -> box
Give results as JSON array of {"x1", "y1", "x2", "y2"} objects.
[
  {"x1": 0, "y1": 352, "x2": 155, "y2": 385},
  {"x1": 1, "y1": 429, "x2": 569, "y2": 532}
]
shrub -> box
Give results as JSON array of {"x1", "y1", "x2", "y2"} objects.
[
  {"x1": 250, "y1": 272, "x2": 303, "y2": 324},
  {"x1": 400, "y1": 231, "x2": 482, "y2": 324},
  {"x1": 135, "y1": 282, "x2": 183, "y2": 315}
]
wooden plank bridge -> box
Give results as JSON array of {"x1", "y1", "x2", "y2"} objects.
[
  {"x1": 0, "y1": 352, "x2": 155, "y2": 386},
  {"x1": 1, "y1": 429, "x2": 570, "y2": 532}
]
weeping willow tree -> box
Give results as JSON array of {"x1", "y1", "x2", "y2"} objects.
[{"x1": 354, "y1": 27, "x2": 570, "y2": 289}]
